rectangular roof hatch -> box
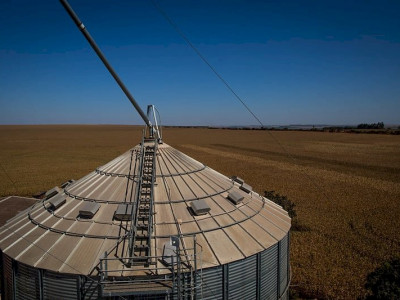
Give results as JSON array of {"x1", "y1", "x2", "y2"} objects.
[
  {"x1": 231, "y1": 176, "x2": 244, "y2": 185},
  {"x1": 190, "y1": 199, "x2": 211, "y2": 216},
  {"x1": 60, "y1": 179, "x2": 75, "y2": 189},
  {"x1": 79, "y1": 202, "x2": 100, "y2": 218},
  {"x1": 240, "y1": 183, "x2": 253, "y2": 193},
  {"x1": 114, "y1": 204, "x2": 134, "y2": 221},
  {"x1": 47, "y1": 194, "x2": 66, "y2": 210},
  {"x1": 45, "y1": 187, "x2": 62, "y2": 199},
  {"x1": 227, "y1": 191, "x2": 244, "y2": 205}
]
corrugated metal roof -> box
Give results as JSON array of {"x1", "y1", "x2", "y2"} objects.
[{"x1": 0, "y1": 143, "x2": 290, "y2": 276}]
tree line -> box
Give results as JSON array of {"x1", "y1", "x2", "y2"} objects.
[{"x1": 357, "y1": 122, "x2": 384, "y2": 129}]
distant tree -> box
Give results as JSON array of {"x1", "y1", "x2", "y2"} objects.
[
  {"x1": 264, "y1": 190, "x2": 312, "y2": 232},
  {"x1": 357, "y1": 122, "x2": 385, "y2": 129},
  {"x1": 264, "y1": 190, "x2": 296, "y2": 218},
  {"x1": 365, "y1": 257, "x2": 400, "y2": 299},
  {"x1": 357, "y1": 123, "x2": 366, "y2": 129}
]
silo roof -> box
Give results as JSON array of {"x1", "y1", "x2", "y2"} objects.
[{"x1": 0, "y1": 143, "x2": 290, "y2": 276}]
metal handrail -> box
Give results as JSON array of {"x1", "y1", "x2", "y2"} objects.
[
  {"x1": 98, "y1": 238, "x2": 203, "y2": 283},
  {"x1": 147, "y1": 139, "x2": 158, "y2": 259},
  {"x1": 127, "y1": 130, "x2": 146, "y2": 261},
  {"x1": 99, "y1": 236, "x2": 203, "y2": 300}
]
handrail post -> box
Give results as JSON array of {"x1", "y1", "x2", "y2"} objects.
[{"x1": 104, "y1": 251, "x2": 108, "y2": 279}]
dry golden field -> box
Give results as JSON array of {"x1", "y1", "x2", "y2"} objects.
[{"x1": 1, "y1": 125, "x2": 399, "y2": 299}]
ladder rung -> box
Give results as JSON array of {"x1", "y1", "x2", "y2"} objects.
[
  {"x1": 136, "y1": 233, "x2": 148, "y2": 239},
  {"x1": 130, "y1": 256, "x2": 149, "y2": 262},
  {"x1": 135, "y1": 244, "x2": 149, "y2": 250}
]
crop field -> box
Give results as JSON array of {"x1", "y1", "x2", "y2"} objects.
[{"x1": 1, "y1": 125, "x2": 399, "y2": 299}]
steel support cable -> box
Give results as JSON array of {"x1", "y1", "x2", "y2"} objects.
[
  {"x1": 0, "y1": 162, "x2": 18, "y2": 194},
  {"x1": 148, "y1": 9, "x2": 373, "y2": 294},
  {"x1": 151, "y1": 0, "x2": 338, "y2": 212},
  {"x1": 151, "y1": 0, "x2": 264, "y2": 128}
]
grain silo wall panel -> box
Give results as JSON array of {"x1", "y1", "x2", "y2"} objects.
[
  {"x1": 197, "y1": 266, "x2": 223, "y2": 300},
  {"x1": 2, "y1": 254, "x2": 13, "y2": 300},
  {"x1": 172, "y1": 273, "x2": 191, "y2": 300},
  {"x1": 15, "y1": 262, "x2": 40, "y2": 300},
  {"x1": 279, "y1": 234, "x2": 289, "y2": 296},
  {"x1": 280, "y1": 287, "x2": 289, "y2": 300},
  {"x1": 82, "y1": 276, "x2": 99, "y2": 299},
  {"x1": 228, "y1": 255, "x2": 257, "y2": 300},
  {"x1": 260, "y1": 244, "x2": 278, "y2": 300},
  {"x1": 43, "y1": 271, "x2": 78, "y2": 300}
]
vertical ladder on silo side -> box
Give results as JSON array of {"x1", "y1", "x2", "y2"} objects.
[{"x1": 128, "y1": 140, "x2": 157, "y2": 266}]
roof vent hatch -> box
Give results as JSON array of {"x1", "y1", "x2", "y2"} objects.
[
  {"x1": 190, "y1": 199, "x2": 211, "y2": 216},
  {"x1": 232, "y1": 176, "x2": 244, "y2": 185},
  {"x1": 79, "y1": 202, "x2": 100, "y2": 219},
  {"x1": 114, "y1": 204, "x2": 134, "y2": 221},
  {"x1": 227, "y1": 191, "x2": 244, "y2": 205},
  {"x1": 46, "y1": 194, "x2": 66, "y2": 211},
  {"x1": 45, "y1": 187, "x2": 62, "y2": 199},
  {"x1": 240, "y1": 183, "x2": 253, "y2": 193}
]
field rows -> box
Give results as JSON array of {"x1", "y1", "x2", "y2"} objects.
[{"x1": 1, "y1": 125, "x2": 399, "y2": 299}]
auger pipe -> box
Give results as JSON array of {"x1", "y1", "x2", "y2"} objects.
[{"x1": 60, "y1": 0, "x2": 152, "y2": 128}]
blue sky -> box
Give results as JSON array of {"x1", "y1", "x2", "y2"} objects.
[{"x1": 0, "y1": 0, "x2": 399, "y2": 126}]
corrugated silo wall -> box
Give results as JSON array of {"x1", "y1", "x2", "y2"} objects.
[
  {"x1": 0, "y1": 250, "x2": 99, "y2": 300},
  {"x1": 197, "y1": 232, "x2": 290, "y2": 300},
  {"x1": 0, "y1": 233, "x2": 290, "y2": 300}
]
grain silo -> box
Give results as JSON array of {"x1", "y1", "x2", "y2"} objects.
[{"x1": 0, "y1": 1, "x2": 291, "y2": 299}]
